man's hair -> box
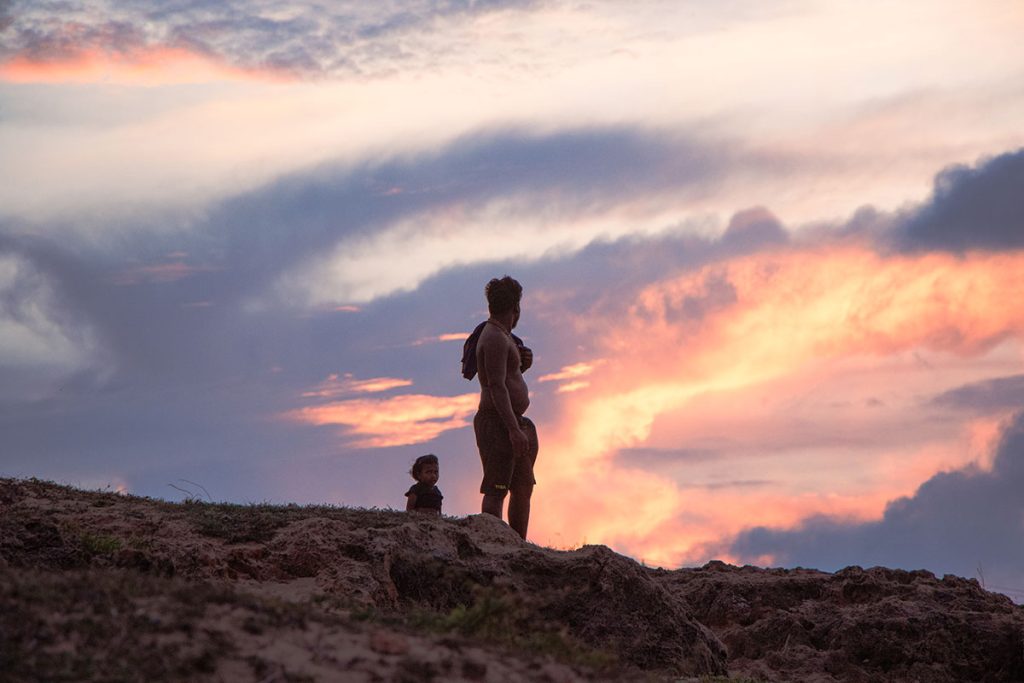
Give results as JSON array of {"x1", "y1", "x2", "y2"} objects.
[
  {"x1": 485, "y1": 275, "x2": 523, "y2": 315},
  {"x1": 410, "y1": 453, "x2": 439, "y2": 479}
]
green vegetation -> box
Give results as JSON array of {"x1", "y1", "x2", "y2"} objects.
[
  {"x1": 79, "y1": 532, "x2": 123, "y2": 556},
  {"x1": 185, "y1": 499, "x2": 406, "y2": 543},
  {"x1": 0, "y1": 565, "x2": 331, "y2": 683},
  {"x1": 408, "y1": 585, "x2": 620, "y2": 673}
]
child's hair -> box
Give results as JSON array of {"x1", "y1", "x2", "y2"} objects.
[{"x1": 410, "y1": 453, "x2": 439, "y2": 480}]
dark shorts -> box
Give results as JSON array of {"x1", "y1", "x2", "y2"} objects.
[{"x1": 474, "y1": 409, "x2": 538, "y2": 497}]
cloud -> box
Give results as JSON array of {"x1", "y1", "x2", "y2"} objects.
[
  {"x1": 282, "y1": 392, "x2": 479, "y2": 448},
  {"x1": 409, "y1": 332, "x2": 468, "y2": 347},
  {"x1": 898, "y1": 148, "x2": 1024, "y2": 251},
  {"x1": 1, "y1": 0, "x2": 539, "y2": 81},
  {"x1": 614, "y1": 447, "x2": 721, "y2": 467},
  {"x1": 268, "y1": 126, "x2": 734, "y2": 304},
  {"x1": 0, "y1": 46, "x2": 262, "y2": 85},
  {"x1": 720, "y1": 206, "x2": 788, "y2": 250},
  {"x1": 537, "y1": 360, "x2": 605, "y2": 393},
  {"x1": 931, "y1": 374, "x2": 1024, "y2": 414},
  {"x1": 108, "y1": 258, "x2": 220, "y2": 285},
  {"x1": 0, "y1": 251, "x2": 95, "y2": 370},
  {"x1": 525, "y1": 237, "x2": 1024, "y2": 565},
  {"x1": 537, "y1": 360, "x2": 604, "y2": 383},
  {"x1": 730, "y1": 412, "x2": 1024, "y2": 598},
  {"x1": 0, "y1": 236, "x2": 107, "y2": 402},
  {"x1": 299, "y1": 373, "x2": 413, "y2": 399}
]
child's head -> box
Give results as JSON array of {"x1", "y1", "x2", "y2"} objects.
[{"x1": 410, "y1": 454, "x2": 440, "y2": 485}]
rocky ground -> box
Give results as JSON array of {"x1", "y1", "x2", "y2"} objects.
[{"x1": 1, "y1": 477, "x2": 1022, "y2": 682}]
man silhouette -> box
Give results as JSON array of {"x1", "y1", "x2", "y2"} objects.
[{"x1": 473, "y1": 276, "x2": 537, "y2": 539}]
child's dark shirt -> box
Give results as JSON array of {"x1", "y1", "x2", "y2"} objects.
[{"x1": 406, "y1": 482, "x2": 443, "y2": 511}]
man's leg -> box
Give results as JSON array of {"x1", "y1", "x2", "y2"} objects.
[
  {"x1": 507, "y1": 486, "x2": 532, "y2": 540},
  {"x1": 507, "y1": 416, "x2": 538, "y2": 540},
  {"x1": 481, "y1": 493, "x2": 505, "y2": 519}
]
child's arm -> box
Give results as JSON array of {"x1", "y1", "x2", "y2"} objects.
[{"x1": 406, "y1": 492, "x2": 417, "y2": 512}]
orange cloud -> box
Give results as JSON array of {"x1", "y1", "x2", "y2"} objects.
[
  {"x1": 538, "y1": 360, "x2": 604, "y2": 383},
  {"x1": 300, "y1": 373, "x2": 413, "y2": 399},
  {"x1": 529, "y1": 243, "x2": 1024, "y2": 566},
  {"x1": 538, "y1": 360, "x2": 605, "y2": 394},
  {"x1": 284, "y1": 393, "x2": 478, "y2": 448},
  {"x1": 409, "y1": 332, "x2": 470, "y2": 346},
  {"x1": 555, "y1": 381, "x2": 590, "y2": 394},
  {"x1": 0, "y1": 47, "x2": 283, "y2": 85}
]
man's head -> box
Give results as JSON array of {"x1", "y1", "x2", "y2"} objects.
[{"x1": 485, "y1": 276, "x2": 523, "y2": 326}]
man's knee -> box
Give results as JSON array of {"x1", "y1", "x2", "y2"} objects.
[{"x1": 481, "y1": 493, "x2": 505, "y2": 517}]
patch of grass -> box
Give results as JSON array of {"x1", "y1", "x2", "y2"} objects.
[
  {"x1": 188, "y1": 504, "x2": 291, "y2": 543},
  {"x1": 0, "y1": 565, "x2": 341, "y2": 682},
  {"x1": 409, "y1": 585, "x2": 619, "y2": 673},
  {"x1": 185, "y1": 499, "x2": 408, "y2": 543},
  {"x1": 0, "y1": 567, "x2": 234, "y2": 682},
  {"x1": 80, "y1": 532, "x2": 122, "y2": 556}
]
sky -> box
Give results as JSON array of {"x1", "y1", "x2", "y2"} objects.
[{"x1": 3, "y1": 0, "x2": 1024, "y2": 599}]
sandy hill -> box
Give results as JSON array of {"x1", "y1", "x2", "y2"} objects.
[{"x1": 1, "y1": 477, "x2": 1022, "y2": 682}]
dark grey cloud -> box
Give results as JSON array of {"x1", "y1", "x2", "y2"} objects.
[
  {"x1": 721, "y1": 206, "x2": 788, "y2": 250},
  {"x1": 0, "y1": 0, "x2": 14, "y2": 32},
  {"x1": 0, "y1": 121, "x2": 743, "y2": 508},
  {"x1": 211, "y1": 125, "x2": 736, "y2": 283},
  {"x1": 2, "y1": 0, "x2": 538, "y2": 77},
  {"x1": 897, "y1": 148, "x2": 1024, "y2": 251},
  {"x1": 931, "y1": 374, "x2": 1024, "y2": 414},
  {"x1": 7, "y1": 113, "x2": 1020, "y2": 533},
  {"x1": 730, "y1": 411, "x2": 1024, "y2": 598},
  {"x1": 1, "y1": 124, "x2": 736, "y2": 395}
]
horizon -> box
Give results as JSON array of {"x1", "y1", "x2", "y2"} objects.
[{"x1": 2, "y1": 0, "x2": 1024, "y2": 603}]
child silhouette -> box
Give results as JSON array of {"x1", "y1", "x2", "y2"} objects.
[{"x1": 405, "y1": 454, "x2": 443, "y2": 516}]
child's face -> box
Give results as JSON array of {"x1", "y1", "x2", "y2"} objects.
[{"x1": 418, "y1": 462, "x2": 439, "y2": 486}]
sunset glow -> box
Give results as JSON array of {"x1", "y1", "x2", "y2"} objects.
[
  {"x1": 4, "y1": 0, "x2": 1024, "y2": 596},
  {"x1": 526, "y1": 244, "x2": 1024, "y2": 564},
  {"x1": 284, "y1": 393, "x2": 479, "y2": 449},
  {"x1": 0, "y1": 47, "x2": 269, "y2": 85}
]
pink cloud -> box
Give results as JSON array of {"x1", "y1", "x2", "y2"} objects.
[
  {"x1": 283, "y1": 393, "x2": 478, "y2": 448},
  {"x1": 538, "y1": 360, "x2": 605, "y2": 383},
  {"x1": 527, "y1": 243, "x2": 1024, "y2": 566},
  {"x1": 300, "y1": 373, "x2": 413, "y2": 399},
  {"x1": 409, "y1": 332, "x2": 471, "y2": 346},
  {"x1": 0, "y1": 46, "x2": 286, "y2": 85}
]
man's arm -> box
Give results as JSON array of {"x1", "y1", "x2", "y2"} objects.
[{"x1": 480, "y1": 330, "x2": 530, "y2": 458}]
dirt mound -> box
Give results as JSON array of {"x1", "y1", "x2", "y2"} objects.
[
  {"x1": 659, "y1": 561, "x2": 1024, "y2": 682},
  {"x1": 0, "y1": 478, "x2": 723, "y2": 680},
  {"x1": 3, "y1": 477, "x2": 1023, "y2": 682}
]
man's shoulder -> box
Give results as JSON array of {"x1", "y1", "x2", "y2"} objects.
[{"x1": 478, "y1": 323, "x2": 510, "y2": 347}]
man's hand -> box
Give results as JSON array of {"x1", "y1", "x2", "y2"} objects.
[
  {"x1": 509, "y1": 425, "x2": 530, "y2": 459},
  {"x1": 519, "y1": 346, "x2": 533, "y2": 373}
]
